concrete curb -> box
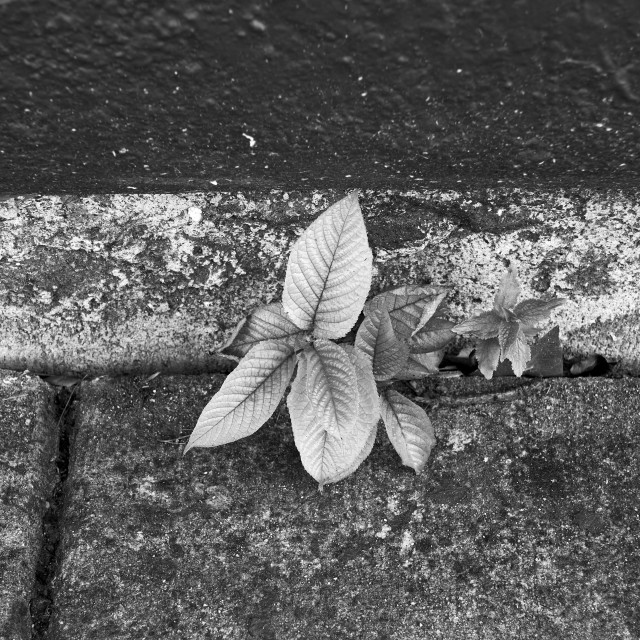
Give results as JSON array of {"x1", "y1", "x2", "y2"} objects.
[
  {"x1": 1, "y1": 187, "x2": 639, "y2": 376},
  {"x1": 47, "y1": 374, "x2": 640, "y2": 639},
  {"x1": 0, "y1": 372, "x2": 58, "y2": 640}
]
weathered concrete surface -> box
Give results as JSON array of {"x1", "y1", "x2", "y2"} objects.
[
  {"x1": 1, "y1": 189, "x2": 638, "y2": 376},
  {"x1": 0, "y1": 372, "x2": 58, "y2": 640},
  {"x1": 1, "y1": 0, "x2": 640, "y2": 193},
  {"x1": 50, "y1": 374, "x2": 640, "y2": 639}
]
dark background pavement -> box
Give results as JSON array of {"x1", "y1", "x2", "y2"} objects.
[{"x1": 1, "y1": 0, "x2": 640, "y2": 194}]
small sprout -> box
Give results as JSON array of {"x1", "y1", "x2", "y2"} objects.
[{"x1": 452, "y1": 264, "x2": 566, "y2": 379}]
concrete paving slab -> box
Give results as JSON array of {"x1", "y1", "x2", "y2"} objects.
[
  {"x1": 50, "y1": 374, "x2": 640, "y2": 639},
  {"x1": 1, "y1": 189, "x2": 638, "y2": 377},
  {"x1": 1, "y1": 0, "x2": 640, "y2": 193},
  {"x1": 0, "y1": 372, "x2": 59, "y2": 640}
]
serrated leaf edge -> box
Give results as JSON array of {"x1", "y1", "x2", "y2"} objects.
[
  {"x1": 380, "y1": 389, "x2": 435, "y2": 474},
  {"x1": 184, "y1": 341, "x2": 296, "y2": 453}
]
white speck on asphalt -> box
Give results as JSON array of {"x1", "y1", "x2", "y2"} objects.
[{"x1": 242, "y1": 133, "x2": 257, "y2": 147}]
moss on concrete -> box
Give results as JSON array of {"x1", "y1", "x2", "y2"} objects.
[
  {"x1": 50, "y1": 375, "x2": 640, "y2": 639},
  {"x1": 1, "y1": 188, "x2": 639, "y2": 376}
]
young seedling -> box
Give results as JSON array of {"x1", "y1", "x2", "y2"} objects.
[
  {"x1": 452, "y1": 264, "x2": 566, "y2": 379},
  {"x1": 184, "y1": 192, "x2": 454, "y2": 488}
]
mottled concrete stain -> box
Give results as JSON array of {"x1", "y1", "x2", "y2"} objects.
[
  {"x1": 0, "y1": 188, "x2": 638, "y2": 375},
  {"x1": 50, "y1": 375, "x2": 640, "y2": 639}
]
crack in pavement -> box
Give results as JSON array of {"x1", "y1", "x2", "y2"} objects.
[{"x1": 29, "y1": 385, "x2": 77, "y2": 640}]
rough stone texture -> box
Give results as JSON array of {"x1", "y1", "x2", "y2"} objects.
[
  {"x1": 0, "y1": 372, "x2": 58, "y2": 640},
  {"x1": 0, "y1": 189, "x2": 638, "y2": 376},
  {"x1": 51, "y1": 374, "x2": 640, "y2": 639},
  {"x1": 1, "y1": 0, "x2": 640, "y2": 193}
]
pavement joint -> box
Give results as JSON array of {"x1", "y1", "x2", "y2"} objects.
[
  {"x1": 0, "y1": 371, "x2": 59, "y2": 640},
  {"x1": 29, "y1": 386, "x2": 76, "y2": 640}
]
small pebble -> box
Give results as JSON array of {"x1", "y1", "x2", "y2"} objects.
[{"x1": 249, "y1": 19, "x2": 267, "y2": 33}]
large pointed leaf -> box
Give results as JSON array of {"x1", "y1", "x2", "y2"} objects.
[
  {"x1": 288, "y1": 347, "x2": 378, "y2": 488},
  {"x1": 303, "y1": 339, "x2": 358, "y2": 437},
  {"x1": 355, "y1": 308, "x2": 409, "y2": 381},
  {"x1": 328, "y1": 423, "x2": 378, "y2": 484},
  {"x1": 494, "y1": 263, "x2": 520, "y2": 310},
  {"x1": 410, "y1": 316, "x2": 456, "y2": 353},
  {"x1": 364, "y1": 286, "x2": 448, "y2": 341},
  {"x1": 282, "y1": 192, "x2": 373, "y2": 339},
  {"x1": 184, "y1": 341, "x2": 296, "y2": 453},
  {"x1": 220, "y1": 303, "x2": 308, "y2": 358},
  {"x1": 341, "y1": 344, "x2": 380, "y2": 432},
  {"x1": 380, "y1": 389, "x2": 435, "y2": 474},
  {"x1": 513, "y1": 298, "x2": 567, "y2": 327},
  {"x1": 330, "y1": 345, "x2": 380, "y2": 483}
]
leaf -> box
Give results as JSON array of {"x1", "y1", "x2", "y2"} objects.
[
  {"x1": 364, "y1": 286, "x2": 448, "y2": 341},
  {"x1": 501, "y1": 327, "x2": 531, "y2": 377},
  {"x1": 410, "y1": 316, "x2": 456, "y2": 353},
  {"x1": 474, "y1": 338, "x2": 501, "y2": 379},
  {"x1": 489, "y1": 326, "x2": 564, "y2": 377},
  {"x1": 494, "y1": 263, "x2": 520, "y2": 310},
  {"x1": 328, "y1": 423, "x2": 378, "y2": 484},
  {"x1": 220, "y1": 303, "x2": 308, "y2": 358},
  {"x1": 394, "y1": 350, "x2": 444, "y2": 380},
  {"x1": 355, "y1": 307, "x2": 410, "y2": 380},
  {"x1": 452, "y1": 310, "x2": 502, "y2": 339},
  {"x1": 184, "y1": 341, "x2": 295, "y2": 453},
  {"x1": 498, "y1": 320, "x2": 521, "y2": 360},
  {"x1": 303, "y1": 339, "x2": 358, "y2": 437},
  {"x1": 329, "y1": 345, "x2": 380, "y2": 483},
  {"x1": 525, "y1": 325, "x2": 564, "y2": 377},
  {"x1": 380, "y1": 389, "x2": 436, "y2": 474},
  {"x1": 513, "y1": 298, "x2": 567, "y2": 327},
  {"x1": 288, "y1": 346, "x2": 378, "y2": 487},
  {"x1": 341, "y1": 344, "x2": 380, "y2": 432},
  {"x1": 282, "y1": 192, "x2": 373, "y2": 339}
]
